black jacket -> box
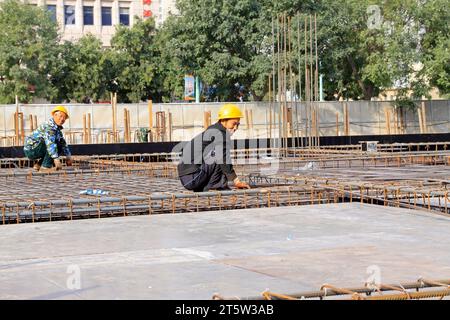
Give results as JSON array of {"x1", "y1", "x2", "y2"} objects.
[{"x1": 177, "y1": 122, "x2": 237, "y2": 181}]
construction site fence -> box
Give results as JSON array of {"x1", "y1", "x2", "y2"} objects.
[{"x1": 1, "y1": 100, "x2": 449, "y2": 146}]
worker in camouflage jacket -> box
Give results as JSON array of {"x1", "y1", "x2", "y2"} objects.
[{"x1": 23, "y1": 106, "x2": 73, "y2": 172}]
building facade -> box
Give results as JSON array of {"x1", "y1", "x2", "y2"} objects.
[{"x1": 5, "y1": 0, "x2": 178, "y2": 46}]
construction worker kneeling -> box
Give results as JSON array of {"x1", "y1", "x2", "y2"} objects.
[
  {"x1": 23, "y1": 106, "x2": 73, "y2": 172},
  {"x1": 178, "y1": 104, "x2": 250, "y2": 192}
]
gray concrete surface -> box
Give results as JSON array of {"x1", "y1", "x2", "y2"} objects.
[{"x1": 0, "y1": 203, "x2": 449, "y2": 300}]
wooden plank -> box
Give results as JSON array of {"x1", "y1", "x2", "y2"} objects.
[
  {"x1": 203, "y1": 111, "x2": 211, "y2": 130},
  {"x1": 124, "y1": 108, "x2": 128, "y2": 143},
  {"x1": 168, "y1": 112, "x2": 173, "y2": 142},
  {"x1": 417, "y1": 107, "x2": 424, "y2": 134},
  {"x1": 336, "y1": 112, "x2": 339, "y2": 136},
  {"x1": 148, "y1": 99, "x2": 153, "y2": 142},
  {"x1": 384, "y1": 108, "x2": 391, "y2": 135},
  {"x1": 87, "y1": 113, "x2": 92, "y2": 144},
  {"x1": 19, "y1": 112, "x2": 25, "y2": 145},
  {"x1": 127, "y1": 109, "x2": 131, "y2": 142},
  {"x1": 29, "y1": 114, "x2": 34, "y2": 131},
  {"x1": 421, "y1": 101, "x2": 428, "y2": 134},
  {"x1": 83, "y1": 114, "x2": 87, "y2": 144}
]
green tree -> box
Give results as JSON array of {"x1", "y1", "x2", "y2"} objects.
[
  {"x1": 52, "y1": 35, "x2": 110, "y2": 103},
  {"x1": 159, "y1": 0, "x2": 273, "y2": 101},
  {"x1": 0, "y1": 0, "x2": 60, "y2": 103},
  {"x1": 109, "y1": 18, "x2": 158, "y2": 103},
  {"x1": 153, "y1": 16, "x2": 186, "y2": 102},
  {"x1": 416, "y1": 0, "x2": 449, "y2": 97},
  {"x1": 284, "y1": 0, "x2": 447, "y2": 101}
]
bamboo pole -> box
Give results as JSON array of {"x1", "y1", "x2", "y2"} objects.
[
  {"x1": 33, "y1": 115, "x2": 37, "y2": 132},
  {"x1": 270, "y1": 15, "x2": 275, "y2": 145},
  {"x1": 309, "y1": 14, "x2": 313, "y2": 102},
  {"x1": 288, "y1": 16, "x2": 294, "y2": 145},
  {"x1": 314, "y1": 13, "x2": 319, "y2": 102},
  {"x1": 268, "y1": 74, "x2": 272, "y2": 140},
  {"x1": 267, "y1": 74, "x2": 273, "y2": 143},
  {"x1": 297, "y1": 13, "x2": 303, "y2": 148},
  {"x1": 305, "y1": 16, "x2": 310, "y2": 147},
  {"x1": 310, "y1": 15, "x2": 315, "y2": 147},
  {"x1": 283, "y1": 12, "x2": 288, "y2": 154},
  {"x1": 277, "y1": 14, "x2": 282, "y2": 150},
  {"x1": 314, "y1": 13, "x2": 319, "y2": 147}
]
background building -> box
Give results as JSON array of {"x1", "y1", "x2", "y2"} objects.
[{"x1": 3, "y1": 0, "x2": 178, "y2": 46}]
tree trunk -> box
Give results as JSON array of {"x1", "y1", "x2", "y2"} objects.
[{"x1": 346, "y1": 55, "x2": 374, "y2": 100}]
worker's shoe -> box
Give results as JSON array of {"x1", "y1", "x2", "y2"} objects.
[{"x1": 39, "y1": 166, "x2": 55, "y2": 173}]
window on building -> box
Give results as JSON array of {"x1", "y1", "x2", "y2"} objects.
[
  {"x1": 83, "y1": 6, "x2": 94, "y2": 25},
  {"x1": 119, "y1": 7, "x2": 130, "y2": 26},
  {"x1": 64, "y1": 5, "x2": 75, "y2": 25},
  {"x1": 47, "y1": 5, "x2": 57, "y2": 22},
  {"x1": 101, "y1": 7, "x2": 112, "y2": 26}
]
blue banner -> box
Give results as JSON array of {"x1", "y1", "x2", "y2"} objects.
[{"x1": 184, "y1": 75, "x2": 195, "y2": 101}]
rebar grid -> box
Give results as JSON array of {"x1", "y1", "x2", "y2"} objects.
[
  {"x1": 246, "y1": 164, "x2": 450, "y2": 215},
  {"x1": 0, "y1": 144, "x2": 449, "y2": 224},
  {"x1": 0, "y1": 184, "x2": 336, "y2": 224},
  {"x1": 1, "y1": 149, "x2": 449, "y2": 174}
]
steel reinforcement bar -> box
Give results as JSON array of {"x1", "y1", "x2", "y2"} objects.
[
  {"x1": 0, "y1": 186, "x2": 339, "y2": 224},
  {"x1": 212, "y1": 278, "x2": 450, "y2": 300}
]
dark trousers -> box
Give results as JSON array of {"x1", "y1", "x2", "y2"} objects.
[
  {"x1": 24, "y1": 140, "x2": 61, "y2": 168},
  {"x1": 180, "y1": 163, "x2": 229, "y2": 192}
]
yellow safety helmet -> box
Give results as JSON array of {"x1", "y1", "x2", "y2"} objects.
[
  {"x1": 218, "y1": 104, "x2": 243, "y2": 120},
  {"x1": 51, "y1": 105, "x2": 69, "y2": 119}
]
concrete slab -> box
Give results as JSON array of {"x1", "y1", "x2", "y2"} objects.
[{"x1": 0, "y1": 203, "x2": 449, "y2": 299}]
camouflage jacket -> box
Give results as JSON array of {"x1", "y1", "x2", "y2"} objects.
[{"x1": 23, "y1": 118, "x2": 71, "y2": 159}]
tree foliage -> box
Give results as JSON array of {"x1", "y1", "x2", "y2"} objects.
[
  {"x1": 159, "y1": 0, "x2": 273, "y2": 101},
  {"x1": 109, "y1": 18, "x2": 158, "y2": 103},
  {"x1": 0, "y1": 0, "x2": 448, "y2": 103},
  {"x1": 0, "y1": 0, "x2": 60, "y2": 103},
  {"x1": 53, "y1": 35, "x2": 110, "y2": 103}
]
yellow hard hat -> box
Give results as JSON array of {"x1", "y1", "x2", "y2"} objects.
[
  {"x1": 218, "y1": 104, "x2": 243, "y2": 120},
  {"x1": 51, "y1": 105, "x2": 69, "y2": 119}
]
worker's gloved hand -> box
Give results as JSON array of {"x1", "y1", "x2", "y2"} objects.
[
  {"x1": 66, "y1": 158, "x2": 73, "y2": 167},
  {"x1": 54, "y1": 159, "x2": 63, "y2": 170},
  {"x1": 234, "y1": 178, "x2": 251, "y2": 189}
]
